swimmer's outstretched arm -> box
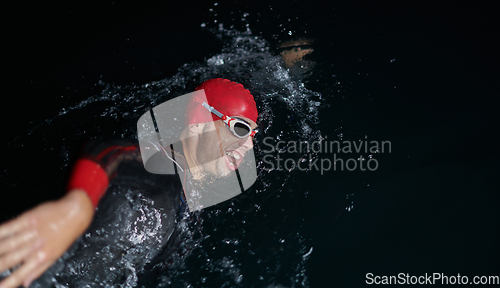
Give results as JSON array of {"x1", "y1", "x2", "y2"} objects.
[
  {"x1": 0, "y1": 189, "x2": 93, "y2": 288},
  {"x1": 0, "y1": 139, "x2": 141, "y2": 288}
]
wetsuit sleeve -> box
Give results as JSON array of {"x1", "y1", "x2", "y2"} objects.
[{"x1": 66, "y1": 139, "x2": 141, "y2": 208}]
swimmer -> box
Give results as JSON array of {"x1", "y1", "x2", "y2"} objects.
[
  {"x1": 0, "y1": 78, "x2": 258, "y2": 288},
  {"x1": 275, "y1": 37, "x2": 315, "y2": 81},
  {"x1": 277, "y1": 37, "x2": 314, "y2": 69}
]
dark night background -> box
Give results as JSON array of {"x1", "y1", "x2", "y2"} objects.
[{"x1": 2, "y1": 0, "x2": 499, "y2": 286}]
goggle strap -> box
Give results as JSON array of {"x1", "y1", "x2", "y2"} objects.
[{"x1": 202, "y1": 102, "x2": 224, "y2": 118}]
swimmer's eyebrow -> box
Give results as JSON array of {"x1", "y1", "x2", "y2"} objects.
[
  {"x1": 233, "y1": 117, "x2": 250, "y2": 125},
  {"x1": 232, "y1": 117, "x2": 257, "y2": 130}
]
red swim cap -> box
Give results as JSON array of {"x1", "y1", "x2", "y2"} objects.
[{"x1": 186, "y1": 78, "x2": 258, "y2": 125}]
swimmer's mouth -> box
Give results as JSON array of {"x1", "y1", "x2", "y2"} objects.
[{"x1": 225, "y1": 150, "x2": 243, "y2": 171}]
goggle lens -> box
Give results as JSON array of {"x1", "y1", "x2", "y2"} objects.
[{"x1": 234, "y1": 122, "x2": 251, "y2": 137}]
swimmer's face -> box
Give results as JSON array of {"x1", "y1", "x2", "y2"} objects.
[{"x1": 195, "y1": 116, "x2": 256, "y2": 178}]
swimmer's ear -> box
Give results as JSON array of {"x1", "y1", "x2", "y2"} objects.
[{"x1": 187, "y1": 123, "x2": 205, "y2": 134}]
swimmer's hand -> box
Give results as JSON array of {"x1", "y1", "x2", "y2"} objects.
[{"x1": 0, "y1": 189, "x2": 93, "y2": 288}]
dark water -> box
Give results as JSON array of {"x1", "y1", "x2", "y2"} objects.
[{"x1": 2, "y1": 0, "x2": 499, "y2": 287}]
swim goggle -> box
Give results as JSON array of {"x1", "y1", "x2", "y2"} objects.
[{"x1": 202, "y1": 102, "x2": 257, "y2": 139}]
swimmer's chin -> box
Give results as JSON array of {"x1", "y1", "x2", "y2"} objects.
[
  {"x1": 190, "y1": 167, "x2": 233, "y2": 183},
  {"x1": 213, "y1": 167, "x2": 233, "y2": 179},
  {"x1": 210, "y1": 158, "x2": 236, "y2": 179}
]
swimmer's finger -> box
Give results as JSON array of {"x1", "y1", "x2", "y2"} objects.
[
  {"x1": 0, "y1": 249, "x2": 46, "y2": 288},
  {"x1": 0, "y1": 229, "x2": 38, "y2": 256},
  {"x1": 21, "y1": 259, "x2": 53, "y2": 288},
  {"x1": 0, "y1": 238, "x2": 41, "y2": 275},
  {"x1": 0, "y1": 217, "x2": 31, "y2": 240}
]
